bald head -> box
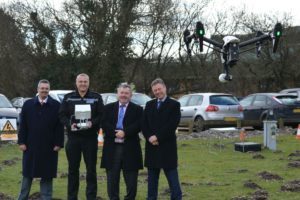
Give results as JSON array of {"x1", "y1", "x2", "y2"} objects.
[{"x1": 76, "y1": 73, "x2": 89, "y2": 81}]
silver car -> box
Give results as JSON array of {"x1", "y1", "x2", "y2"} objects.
[
  {"x1": 0, "y1": 93, "x2": 19, "y2": 125},
  {"x1": 178, "y1": 93, "x2": 243, "y2": 132},
  {"x1": 49, "y1": 90, "x2": 73, "y2": 103},
  {"x1": 36, "y1": 90, "x2": 73, "y2": 103},
  {"x1": 11, "y1": 97, "x2": 31, "y2": 113}
]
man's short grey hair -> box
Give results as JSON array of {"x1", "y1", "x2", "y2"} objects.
[
  {"x1": 117, "y1": 82, "x2": 132, "y2": 91},
  {"x1": 151, "y1": 78, "x2": 165, "y2": 87},
  {"x1": 76, "y1": 73, "x2": 89, "y2": 81},
  {"x1": 38, "y1": 79, "x2": 50, "y2": 88}
]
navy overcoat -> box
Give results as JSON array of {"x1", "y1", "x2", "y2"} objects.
[
  {"x1": 142, "y1": 97, "x2": 181, "y2": 169},
  {"x1": 18, "y1": 96, "x2": 64, "y2": 178}
]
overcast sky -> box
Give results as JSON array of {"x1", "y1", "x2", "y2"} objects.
[
  {"x1": 208, "y1": 0, "x2": 299, "y2": 25},
  {"x1": 0, "y1": 0, "x2": 299, "y2": 25}
]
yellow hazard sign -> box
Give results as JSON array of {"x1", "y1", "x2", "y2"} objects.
[
  {"x1": 0, "y1": 119, "x2": 18, "y2": 141},
  {"x1": 2, "y1": 120, "x2": 15, "y2": 131}
]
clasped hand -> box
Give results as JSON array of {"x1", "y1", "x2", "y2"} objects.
[{"x1": 149, "y1": 135, "x2": 159, "y2": 145}]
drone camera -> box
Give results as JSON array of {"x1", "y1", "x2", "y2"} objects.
[{"x1": 219, "y1": 73, "x2": 233, "y2": 83}]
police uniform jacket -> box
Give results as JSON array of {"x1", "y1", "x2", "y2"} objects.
[{"x1": 59, "y1": 89, "x2": 104, "y2": 137}]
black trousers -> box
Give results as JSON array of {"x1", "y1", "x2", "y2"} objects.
[
  {"x1": 66, "y1": 135, "x2": 98, "y2": 200},
  {"x1": 106, "y1": 144, "x2": 138, "y2": 200}
]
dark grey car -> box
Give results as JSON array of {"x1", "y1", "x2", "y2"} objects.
[
  {"x1": 280, "y1": 88, "x2": 300, "y2": 98},
  {"x1": 240, "y1": 93, "x2": 300, "y2": 128}
]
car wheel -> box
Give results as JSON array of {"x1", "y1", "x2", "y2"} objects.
[{"x1": 193, "y1": 116, "x2": 205, "y2": 132}]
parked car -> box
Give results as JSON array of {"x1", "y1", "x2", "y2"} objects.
[
  {"x1": 48, "y1": 90, "x2": 73, "y2": 103},
  {"x1": 101, "y1": 93, "x2": 118, "y2": 105},
  {"x1": 101, "y1": 93, "x2": 151, "y2": 107},
  {"x1": 280, "y1": 88, "x2": 300, "y2": 97},
  {"x1": 0, "y1": 93, "x2": 19, "y2": 125},
  {"x1": 240, "y1": 93, "x2": 300, "y2": 128},
  {"x1": 11, "y1": 97, "x2": 31, "y2": 113},
  {"x1": 178, "y1": 93, "x2": 243, "y2": 132},
  {"x1": 35, "y1": 90, "x2": 73, "y2": 103}
]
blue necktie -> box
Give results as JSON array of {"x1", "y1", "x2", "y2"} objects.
[
  {"x1": 116, "y1": 105, "x2": 125, "y2": 130},
  {"x1": 157, "y1": 100, "x2": 162, "y2": 109}
]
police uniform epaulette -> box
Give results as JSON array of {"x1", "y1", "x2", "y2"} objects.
[
  {"x1": 89, "y1": 91, "x2": 101, "y2": 96},
  {"x1": 64, "y1": 91, "x2": 75, "y2": 98}
]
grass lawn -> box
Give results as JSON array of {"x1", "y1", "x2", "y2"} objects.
[{"x1": 0, "y1": 133, "x2": 300, "y2": 199}]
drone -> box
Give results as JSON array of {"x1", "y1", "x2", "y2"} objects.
[{"x1": 183, "y1": 22, "x2": 283, "y2": 82}]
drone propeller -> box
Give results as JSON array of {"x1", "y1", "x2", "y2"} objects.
[
  {"x1": 255, "y1": 31, "x2": 264, "y2": 57},
  {"x1": 183, "y1": 29, "x2": 192, "y2": 55},
  {"x1": 272, "y1": 23, "x2": 282, "y2": 53},
  {"x1": 195, "y1": 21, "x2": 205, "y2": 52}
]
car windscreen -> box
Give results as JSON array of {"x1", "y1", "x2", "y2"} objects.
[
  {"x1": 131, "y1": 94, "x2": 151, "y2": 105},
  {"x1": 275, "y1": 95, "x2": 299, "y2": 105},
  {"x1": 210, "y1": 95, "x2": 239, "y2": 105},
  {"x1": 107, "y1": 95, "x2": 118, "y2": 104},
  {"x1": 57, "y1": 94, "x2": 67, "y2": 102},
  {"x1": 0, "y1": 95, "x2": 14, "y2": 108}
]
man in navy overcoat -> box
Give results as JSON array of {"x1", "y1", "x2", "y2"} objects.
[
  {"x1": 142, "y1": 78, "x2": 182, "y2": 200},
  {"x1": 17, "y1": 79, "x2": 64, "y2": 200}
]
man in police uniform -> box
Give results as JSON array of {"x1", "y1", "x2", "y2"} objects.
[{"x1": 59, "y1": 73, "x2": 104, "y2": 200}]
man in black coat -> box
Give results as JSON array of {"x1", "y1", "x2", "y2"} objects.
[
  {"x1": 17, "y1": 79, "x2": 64, "y2": 200},
  {"x1": 101, "y1": 83, "x2": 143, "y2": 200},
  {"x1": 59, "y1": 73, "x2": 103, "y2": 200},
  {"x1": 142, "y1": 78, "x2": 182, "y2": 200}
]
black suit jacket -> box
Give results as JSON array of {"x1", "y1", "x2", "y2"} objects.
[
  {"x1": 142, "y1": 97, "x2": 181, "y2": 169},
  {"x1": 101, "y1": 101, "x2": 143, "y2": 170}
]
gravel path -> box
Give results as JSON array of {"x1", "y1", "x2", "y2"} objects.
[{"x1": 176, "y1": 127, "x2": 296, "y2": 140}]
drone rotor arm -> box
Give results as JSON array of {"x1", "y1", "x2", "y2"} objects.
[
  {"x1": 183, "y1": 30, "x2": 195, "y2": 55},
  {"x1": 239, "y1": 34, "x2": 270, "y2": 48},
  {"x1": 203, "y1": 43, "x2": 222, "y2": 53},
  {"x1": 203, "y1": 37, "x2": 223, "y2": 49}
]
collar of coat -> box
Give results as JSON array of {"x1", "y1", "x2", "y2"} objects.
[
  {"x1": 113, "y1": 101, "x2": 133, "y2": 110},
  {"x1": 34, "y1": 95, "x2": 55, "y2": 105},
  {"x1": 112, "y1": 101, "x2": 134, "y2": 122},
  {"x1": 75, "y1": 89, "x2": 90, "y2": 97},
  {"x1": 150, "y1": 96, "x2": 170, "y2": 111}
]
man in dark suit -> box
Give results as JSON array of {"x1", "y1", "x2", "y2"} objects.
[
  {"x1": 101, "y1": 83, "x2": 143, "y2": 200},
  {"x1": 142, "y1": 78, "x2": 182, "y2": 200}
]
